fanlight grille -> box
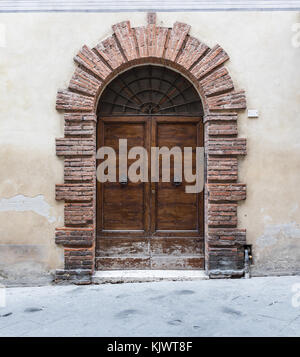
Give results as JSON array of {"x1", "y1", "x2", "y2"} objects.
[{"x1": 97, "y1": 65, "x2": 203, "y2": 116}]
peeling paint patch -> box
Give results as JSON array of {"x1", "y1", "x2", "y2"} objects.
[
  {"x1": 257, "y1": 222, "x2": 300, "y2": 248},
  {"x1": 290, "y1": 203, "x2": 299, "y2": 215},
  {"x1": 263, "y1": 215, "x2": 273, "y2": 224},
  {"x1": 254, "y1": 222, "x2": 300, "y2": 274},
  {"x1": 0, "y1": 195, "x2": 56, "y2": 223}
]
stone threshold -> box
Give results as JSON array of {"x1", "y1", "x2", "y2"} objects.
[{"x1": 93, "y1": 270, "x2": 208, "y2": 284}]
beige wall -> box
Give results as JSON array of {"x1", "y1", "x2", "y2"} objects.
[{"x1": 0, "y1": 11, "x2": 299, "y2": 283}]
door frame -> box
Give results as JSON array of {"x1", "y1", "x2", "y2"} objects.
[
  {"x1": 54, "y1": 14, "x2": 247, "y2": 283},
  {"x1": 95, "y1": 115, "x2": 205, "y2": 270}
]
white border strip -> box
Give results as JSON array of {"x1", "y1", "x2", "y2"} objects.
[{"x1": 1, "y1": 1, "x2": 300, "y2": 12}]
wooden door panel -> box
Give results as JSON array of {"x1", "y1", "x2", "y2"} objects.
[
  {"x1": 157, "y1": 122, "x2": 197, "y2": 146},
  {"x1": 156, "y1": 185, "x2": 198, "y2": 230},
  {"x1": 97, "y1": 119, "x2": 150, "y2": 234},
  {"x1": 103, "y1": 183, "x2": 144, "y2": 230},
  {"x1": 153, "y1": 120, "x2": 201, "y2": 233},
  {"x1": 155, "y1": 205, "x2": 197, "y2": 231}
]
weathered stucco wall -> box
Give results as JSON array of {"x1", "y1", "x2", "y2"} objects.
[{"x1": 0, "y1": 11, "x2": 299, "y2": 283}]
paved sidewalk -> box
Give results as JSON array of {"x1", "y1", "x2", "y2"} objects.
[{"x1": 0, "y1": 276, "x2": 299, "y2": 337}]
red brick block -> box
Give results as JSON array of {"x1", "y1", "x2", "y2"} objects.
[
  {"x1": 204, "y1": 112, "x2": 238, "y2": 123},
  {"x1": 64, "y1": 121, "x2": 95, "y2": 137},
  {"x1": 207, "y1": 246, "x2": 244, "y2": 270},
  {"x1": 207, "y1": 90, "x2": 246, "y2": 110},
  {"x1": 56, "y1": 90, "x2": 94, "y2": 112},
  {"x1": 207, "y1": 138, "x2": 246, "y2": 156},
  {"x1": 55, "y1": 227, "x2": 94, "y2": 247},
  {"x1": 55, "y1": 269, "x2": 92, "y2": 283},
  {"x1": 207, "y1": 123, "x2": 238, "y2": 136},
  {"x1": 64, "y1": 247, "x2": 94, "y2": 270},
  {"x1": 208, "y1": 183, "x2": 246, "y2": 202},
  {"x1": 56, "y1": 138, "x2": 95, "y2": 156},
  {"x1": 207, "y1": 157, "x2": 238, "y2": 182},
  {"x1": 56, "y1": 184, "x2": 94, "y2": 202},
  {"x1": 208, "y1": 203, "x2": 237, "y2": 227},
  {"x1": 64, "y1": 202, "x2": 94, "y2": 226},
  {"x1": 64, "y1": 113, "x2": 96, "y2": 123},
  {"x1": 64, "y1": 157, "x2": 95, "y2": 182},
  {"x1": 208, "y1": 228, "x2": 246, "y2": 247}
]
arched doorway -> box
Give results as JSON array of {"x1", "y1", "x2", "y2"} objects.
[
  {"x1": 55, "y1": 13, "x2": 247, "y2": 283},
  {"x1": 96, "y1": 65, "x2": 204, "y2": 270}
]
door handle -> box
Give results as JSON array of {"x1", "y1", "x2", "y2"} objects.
[
  {"x1": 120, "y1": 177, "x2": 128, "y2": 186},
  {"x1": 173, "y1": 178, "x2": 182, "y2": 186}
]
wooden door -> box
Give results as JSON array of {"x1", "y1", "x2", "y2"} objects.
[{"x1": 96, "y1": 115, "x2": 204, "y2": 270}]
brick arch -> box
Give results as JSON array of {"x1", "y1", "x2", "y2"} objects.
[{"x1": 55, "y1": 13, "x2": 247, "y2": 283}]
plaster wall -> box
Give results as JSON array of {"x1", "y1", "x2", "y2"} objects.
[{"x1": 0, "y1": 11, "x2": 299, "y2": 283}]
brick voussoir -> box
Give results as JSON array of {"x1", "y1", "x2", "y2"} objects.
[
  {"x1": 69, "y1": 67, "x2": 102, "y2": 97},
  {"x1": 176, "y1": 36, "x2": 209, "y2": 70},
  {"x1": 191, "y1": 44, "x2": 229, "y2": 80},
  {"x1": 95, "y1": 35, "x2": 125, "y2": 69},
  {"x1": 135, "y1": 26, "x2": 148, "y2": 58},
  {"x1": 164, "y1": 22, "x2": 190, "y2": 62},
  {"x1": 147, "y1": 26, "x2": 168, "y2": 58},
  {"x1": 74, "y1": 45, "x2": 111, "y2": 80},
  {"x1": 200, "y1": 66, "x2": 234, "y2": 97},
  {"x1": 112, "y1": 21, "x2": 138, "y2": 61}
]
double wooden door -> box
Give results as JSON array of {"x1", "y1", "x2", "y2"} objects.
[{"x1": 96, "y1": 116, "x2": 204, "y2": 270}]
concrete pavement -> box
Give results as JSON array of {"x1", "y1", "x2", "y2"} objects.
[{"x1": 0, "y1": 276, "x2": 299, "y2": 337}]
